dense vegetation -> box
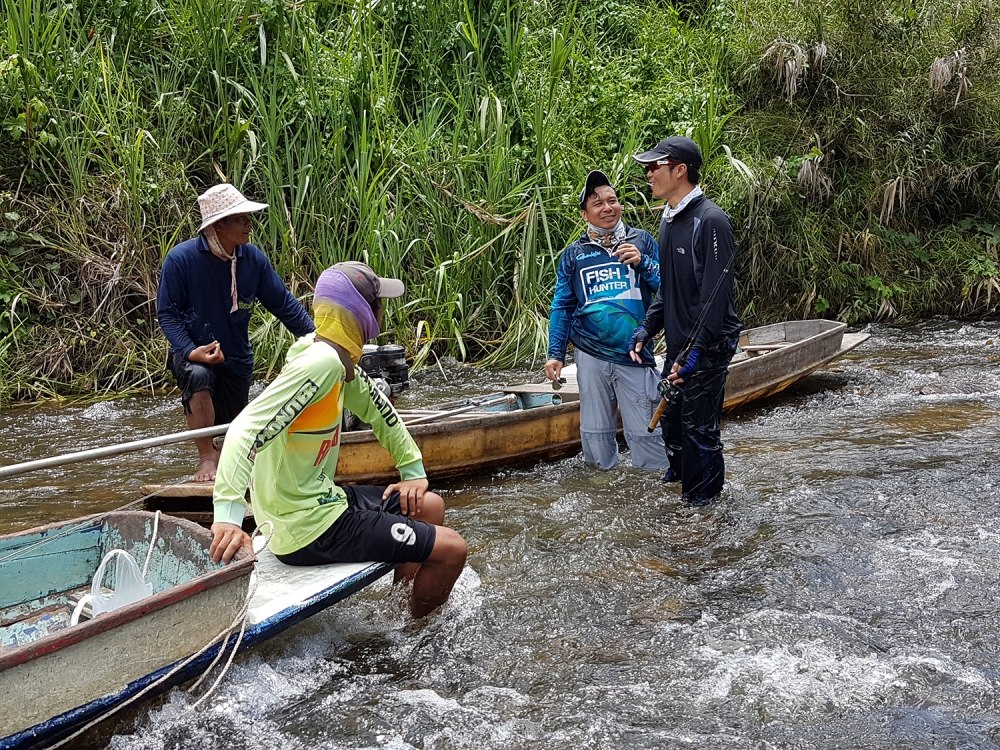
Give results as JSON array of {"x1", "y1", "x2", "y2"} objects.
[{"x1": 1, "y1": 0, "x2": 998, "y2": 402}]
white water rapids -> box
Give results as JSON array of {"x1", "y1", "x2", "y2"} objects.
[{"x1": 1, "y1": 320, "x2": 998, "y2": 749}]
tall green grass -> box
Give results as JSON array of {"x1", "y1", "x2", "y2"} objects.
[{"x1": 1, "y1": 0, "x2": 998, "y2": 402}]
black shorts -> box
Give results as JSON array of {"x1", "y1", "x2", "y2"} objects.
[
  {"x1": 168, "y1": 352, "x2": 250, "y2": 425},
  {"x1": 275, "y1": 485, "x2": 437, "y2": 567}
]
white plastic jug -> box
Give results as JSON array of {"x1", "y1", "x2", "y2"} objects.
[{"x1": 70, "y1": 548, "x2": 154, "y2": 625}]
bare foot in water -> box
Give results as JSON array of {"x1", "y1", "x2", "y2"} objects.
[{"x1": 192, "y1": 457, "x2": 218, "y2": 483}]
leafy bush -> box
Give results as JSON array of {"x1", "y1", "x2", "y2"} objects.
[{"x1": 0, "y1": 0, "x2": 998, "y2": 402}]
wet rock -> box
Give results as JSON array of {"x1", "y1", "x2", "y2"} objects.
[{"x1": 913, "y1": 382, "x2": 985, "y2": 395}]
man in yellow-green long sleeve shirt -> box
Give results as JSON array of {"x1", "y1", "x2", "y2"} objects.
[{"x1": 210, "y1": 261, "x2": 468, "y2": 619}]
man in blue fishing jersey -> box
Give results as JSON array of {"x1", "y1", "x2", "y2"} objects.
[
  {"x1": 628, "y1": 137, "x2": 742, "y2": 506},
  {"x1": 157, "y1": 184, "x2": 314, "y2": 483},
  {"x1": 544, "y1": 170, "x2": 668, "y2": 471}
]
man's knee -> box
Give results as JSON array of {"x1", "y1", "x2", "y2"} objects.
[
  {"x1": 186, "y1": 387, "x2": 215, "y2": 414},
  {"x1": 429, "y1": 526, "x2": 467, "y2": 567},
  {"x1": 414, "y1": 491, "x2": 445, "y2": 525},
  {"x1": 185, "y1": 363, "x2": 216, "y2": 393}
]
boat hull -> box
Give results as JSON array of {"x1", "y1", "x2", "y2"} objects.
[
  {"x1": 337, "y1": 398, "x2": 583, "y2": 484},
  {"x1": 141, "y1": 320, "x2": 870, "y2": 495},
  {"x1": 0, "y1": 513, "x2": 391, "y2": 750},
  {"x1": 724, "y1": 319, "x2": 850, "y2": 410},
  {"x1": 0, "y1": 512, "x2": 254, "y2": 747},
  {"x1": 336, "y1": 320, "x2": 865, "y2": 484}
]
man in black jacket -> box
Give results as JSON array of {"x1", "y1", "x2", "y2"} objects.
[{"x1": 627, "y1": 136, "x2": 742, "y2": 506}]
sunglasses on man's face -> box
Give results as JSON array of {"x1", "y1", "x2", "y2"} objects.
[{"x1": 645, "y1": 160, "x2": 680, "y2": 174}]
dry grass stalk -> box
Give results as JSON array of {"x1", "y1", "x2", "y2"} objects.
[
  {"x1": 762, "y1": 40, "x2": 807, "y2": 101},
  {"x1": 797, "y1": 159, "x2": 833, "y2": 203},
  {"x1": 929, "y1": 48, "x2": 970, "y2": 104},
  {"x1": 854, "y1": 228, "x2": 878, "y2": 267},
  {"x1": 429, "y1": 179, "x2": 527, "y2": 226},
  {"x1": 810, "y1": 42, "x2": 828, "y2": 72},
  {"x1": 943, "y1": 163, "x2": 980, "y2": 190},
  {"x1": 880, "y1": 176, "x2": 908, "y2": 223}
]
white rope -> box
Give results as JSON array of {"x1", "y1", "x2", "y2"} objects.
[
  {"x1": 46, "y1": 601, "x2": 248, "y2": 749},
  {"x1": 47, "y1": 522, "x2": 273, "y2": 749},
  {"x1": 188, "y1": 521, "x2": 274, "y2": 708},
  {"x1": 141, "y1": 510, "x2": 160, "y2": 579},
  {"x1": 188, "y1": 579, "x2": 256, "y2": 707}
]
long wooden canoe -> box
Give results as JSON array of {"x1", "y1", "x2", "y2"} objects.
[
  {"x1": 724, "y1": 319, "x2": 859, "y2": 410},
  {"x1": 0, "y1": 511, "x2": 390, "y2": 749},
  {"x1": 141, "y1": 320, "x2": 868, "y2": 503}
]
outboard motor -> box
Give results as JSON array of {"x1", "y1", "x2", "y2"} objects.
[
  {"x1": 358, "y1": 344, "x2": 410, "y2": 400},
  {"x1": 345, "y1": 344, "x2": 411, "y2": 431}
]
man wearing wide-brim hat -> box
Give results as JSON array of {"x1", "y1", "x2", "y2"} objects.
[{"x1": 156, "y1": 184, "x2": 314, "y2": 483}]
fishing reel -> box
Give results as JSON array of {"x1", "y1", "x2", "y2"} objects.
[
  {"x1": 657, "y1": 377, "x2": 682, "y2": 404},
  {"x1": 646, "y1": 376, "x2": 681, "y2": 433},
  {"x1": 358, "y1": 344, "x2": 410, "y2": 400}
]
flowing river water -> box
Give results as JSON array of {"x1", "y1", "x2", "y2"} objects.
[{"x1": 1, "y1": 320, "x2": 999, "y2": 749}]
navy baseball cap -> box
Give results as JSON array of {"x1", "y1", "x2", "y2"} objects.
[
  {"x1": 578, "y1": 170, "x2": 614, "y2": 208},
  {"x1": 633, "y1": 136, "x2": 703, "y2": 169}
]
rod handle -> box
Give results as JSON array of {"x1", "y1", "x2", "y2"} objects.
[{"x1": 647, "y1": 398, "x2": 667, "y2": 432}]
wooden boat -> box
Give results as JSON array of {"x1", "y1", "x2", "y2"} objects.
[
  {"x1": 724, "y1": 319, "x2": 859, "y2": 410},
  {"x1": 140, "y1": 388, "x2": 583, "y2": 518},
  {"x1": 0, "y1": 511, "x2": 390, "y2": 749},
  {"x1": 141, "y1": 319, "x2": 869, "y2": 499}
]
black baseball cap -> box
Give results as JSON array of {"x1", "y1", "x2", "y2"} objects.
[
  {"x1": 633, "y1": 136, "x2": 703, "y2": 169},
  {"x1": 578, "y1": 170, "x2": 615, "y2": 208}
]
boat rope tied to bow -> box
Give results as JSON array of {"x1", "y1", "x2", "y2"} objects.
[
  {"x1": 188, "y1": 521, "x2": 274, "y2": 709},
  {"x1": 45, "y1": 522, "x2": 274, "y2": 749}
]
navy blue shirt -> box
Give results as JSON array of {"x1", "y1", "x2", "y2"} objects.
[
  {"x1": 156, "y1": 236, "x2": 315, "y2": 381},
  {"x1": 642, "y1": 194, "x2": 742, "y2": 361}
]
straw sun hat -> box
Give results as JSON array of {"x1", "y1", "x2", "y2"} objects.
[{"x1": 197, "y1": 184, "x2": 268, "y2": 231}]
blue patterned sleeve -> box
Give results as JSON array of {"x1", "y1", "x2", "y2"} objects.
[
  {"x1": 547, "y1": 246, "x2": 577, "y2": 363},
  {"x1": 635, "y1": 230, "x2": 660, "y2": 292}
]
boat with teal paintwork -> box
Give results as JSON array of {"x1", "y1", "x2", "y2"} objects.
[{"x1": 0, "y1": 511, "x2": 389, "y2": 749}]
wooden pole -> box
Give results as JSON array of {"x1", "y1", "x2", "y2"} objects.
[{"x1": 1, "y1": 393, "x2": 522, "y2": 480}]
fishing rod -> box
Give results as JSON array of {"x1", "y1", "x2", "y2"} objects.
[
  {"x1": 645, "y1": 247, "x2": 734, "y2": 432},
  {"x1": 643, "y1": 75, "x2": 830, "y2": 433}
]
